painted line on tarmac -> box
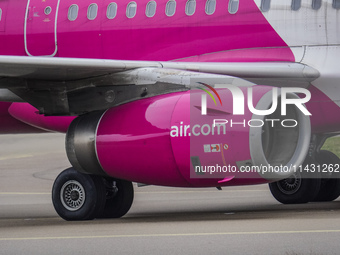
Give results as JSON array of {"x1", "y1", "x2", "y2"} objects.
[
  {"x1": 0, "y1": 154, "x2": 33, "y2": 161},
  {"x1": 0, "y1": 190, "x2": 265, "y2": 195},
  {"x1": 1, "y1": 229, "x2": 340, "y2": 241},
  {"x1": 136, "y1": 189, "x2": 266, "y2": 194},
  {"x1": 0, "y1": 151, "x2": 65, "y2": 161},
  {"x1": 0, "y1": 192, "x2": 50, "y2": 195}
]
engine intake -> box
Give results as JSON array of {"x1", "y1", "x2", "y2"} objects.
[{"x1": 249, "y1": 92, "x2": 311, "y2": 180}]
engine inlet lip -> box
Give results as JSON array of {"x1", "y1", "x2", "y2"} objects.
[{"x1": 249, "y1": 90, "x2": 311, "y2": 180}]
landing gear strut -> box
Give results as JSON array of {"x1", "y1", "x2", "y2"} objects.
[
  {"x1": 99, "y1": 178, "x2": 134, "y2": 218},
  {"x1": 52, "y1": 168, "x2": 134, "y2": 221}
]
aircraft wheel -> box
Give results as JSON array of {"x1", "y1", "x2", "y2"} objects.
[
  {"x1": 269, "y1": 157, "x2": 321, "y2": 204},
  {"x1": 313, "y1": 150, "x2": 340, "y2": 202},
  {"x1": 52, "y1": 168, "x2": 105, "y2": 221},
  {"x1": 99, "y1": 178, "x2": 134, "y2": 218}
]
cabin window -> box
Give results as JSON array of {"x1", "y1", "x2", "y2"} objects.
[
  {"x1": 68, "y1": 4, "x2": 79, "y2": 21},
  {"x1": 87, "y1": 4, "x2": 98, "y2": 20},
  {"x1": 205, "y1": 0, "x2": 216, "y2": 15},
  {"x1": 291, "y1": 0, "x2": 301, "y2": 11},
  {"x1": 107, "y1": 3, "x2": 117, "y2": 19},
  {"x1": 0, "y1": 8, "x2": 2, "y2": 22},
  {"x1": 166, "y1": 0, "x2": 176, "y2": 16},
  {"x1": 185, "y1": 0, "x2": 196, "y2": 16},
  {"x1": 44, "y1": 6, "x2": 52, "y2": 15},
  {"x1": 126, "y1": 2, "x2": 137, "y2": 18},
  {"x1": 260, "y1": 0, "x2": 271, "y2": 12},
  {"x1": 228, "y1": 0, "x2": 239, "y2": 14},
  {"x1": 146, "y1": 1, "x2": 157, "y2": 17},
  {"x1": 333, "y1": 0, "x2": 340, "y2": 9},
  {"x1": 312, "y1": 0, "x2": 322, "y2": 10}
]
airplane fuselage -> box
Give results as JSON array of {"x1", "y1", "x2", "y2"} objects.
[
  {"x1": 0, "y1": 0, "x2": 328, "y2": 61},
  {"x1": 1, "y1": 0, "x2": 339, "y2": 133}
]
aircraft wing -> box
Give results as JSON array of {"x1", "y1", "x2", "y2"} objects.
[
  {"x1": 0, "y1": 55, "x2": 318, "y2": 80},
  {"x1": 0, "y1": 55, "x2": 320, "y2": 115}
]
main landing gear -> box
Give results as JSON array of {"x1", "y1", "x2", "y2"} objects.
[
  {"x1": 52, "y1": 168, "x2": 134, "y2": 221},
  {"x1": 269, "y1": 150, "x2": 340, "y2": 204}
]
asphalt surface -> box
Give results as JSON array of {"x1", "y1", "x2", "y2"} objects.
[{"x1": 1, "y1": 133, "x2": 340, "y2": 255}]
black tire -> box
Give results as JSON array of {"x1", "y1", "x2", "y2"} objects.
[
  {"x1": 99, "y1": 178, "x2": 134, "y2": 218},
  {"x1": 313, "y1": 150, "x2": 340, "y2": 202},
  {"x1": 269, "y1": 157, "x2": 321, "y2": 204},
  {"x1": 52, "y1": 168, "x2": 106, "y2": 221}
]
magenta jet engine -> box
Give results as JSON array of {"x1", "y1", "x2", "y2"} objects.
[{"x1": 66, "y1": 85, "x2": 311, "y2": 187}]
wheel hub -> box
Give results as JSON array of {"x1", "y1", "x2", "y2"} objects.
[
  {"x1": 70, "y1": 190, "x2": 80, "y2": 201},
  {"x1": 277, "y1": 172, "x2": 302, "y2": 195},
  {"x1": 60, "y1": 180, "x2": 85, "y2": 211}
]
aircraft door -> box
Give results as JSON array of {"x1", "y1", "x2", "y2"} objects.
[
  {"x1": 24, "y1": 0, "x2": 60, "y2": 56},
  {"x1": 0, "y1": 0, "x2": 9, "y2": 32}
]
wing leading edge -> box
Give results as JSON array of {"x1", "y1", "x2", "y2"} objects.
[{"x1": 0, "y1": 55, "x2": 319, "y2": 81}]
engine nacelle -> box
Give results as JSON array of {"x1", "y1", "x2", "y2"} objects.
[
  {"x1": 8, "y1": 103, "x2": 75, "y2": 133},
  {"x1": 66, "y1": 86, "x2": 311, "y2": 187}
]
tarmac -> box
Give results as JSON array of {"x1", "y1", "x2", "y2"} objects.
[{"x1": 1, "y1": 133, "x2": 340, "y2": 255}]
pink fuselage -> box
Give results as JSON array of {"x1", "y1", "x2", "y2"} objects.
[
  {"x1": 0, "y1": 0, "x2": 338, "y2": 134},
  {"x1": 0, "y1": 0, "x2": 293, "y2": 61}
]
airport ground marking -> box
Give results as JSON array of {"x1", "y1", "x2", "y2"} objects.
[
  {"x1": 0, "y1": 190, "x2": 266, "y2": 195},
  {"x1": 1, "y1": 229, "x2": 340, "y2": 241},
  {"x1": 0, "y1": 192, "x2": 50, "y2": 195}
]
